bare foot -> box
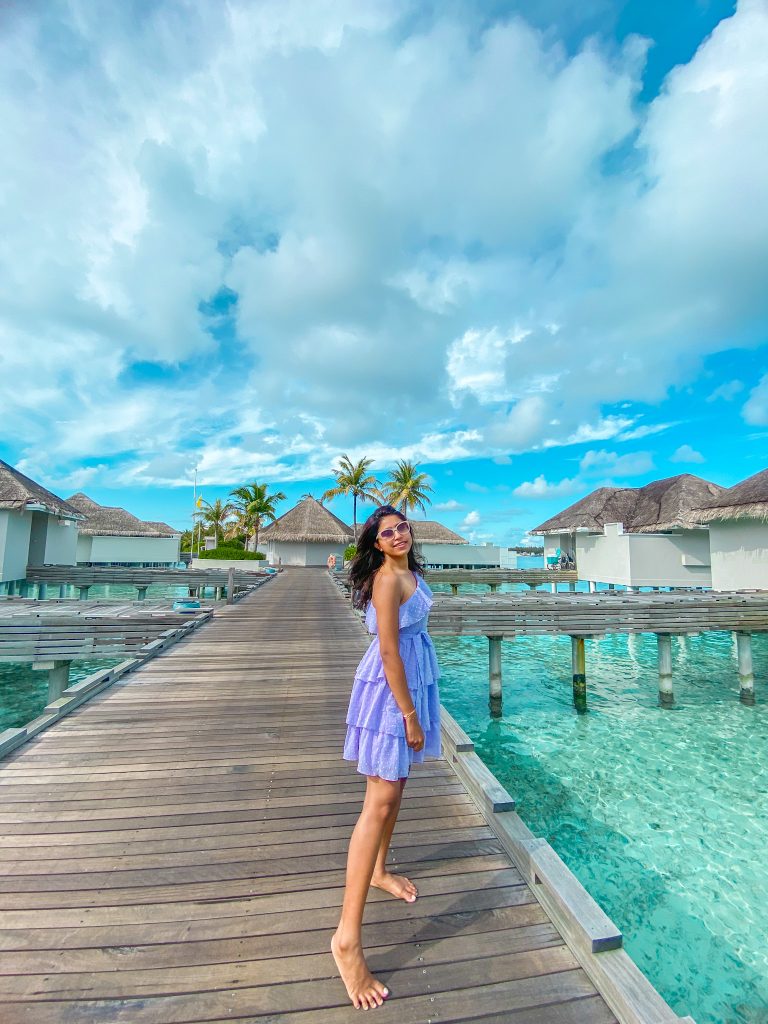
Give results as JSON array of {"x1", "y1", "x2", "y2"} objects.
[
  {"x1": 371, "y1": 870, "x2": 418, "y2": 902},
  {"x1": 331, "y1": 930, "x2": 390, "y2": 1009}
]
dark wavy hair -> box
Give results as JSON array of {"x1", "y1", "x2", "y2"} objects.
[{"x1": 349, "y1": 505, "x2": 425, "y2": 610}]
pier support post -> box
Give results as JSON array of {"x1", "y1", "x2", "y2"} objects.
[
  {"x1": 735, "y1": 631, "x2": 755, "y2": 705},
  {"x1": 136, "y1": 587, "x2": 148, "y2": 601},
  {"x1": 58, "y1": 585, "x2": 66, "y2": 598},
  {"x1": 657, "y1": 633, "x2": 674, "y2": 706},
  {"x1": 550, "y1": 582, "x2": 557, "y2": 594},
  {"x1": 568, "y1": 582, "x2": 576, "y2": 593},
  {"x1": 487, "y1": 636, "x2": 503, "y2": 718},
  {"x1": 33, "y1": 660, "x2": 71, "y2": 703},
  {"x1": 489, "y1": 583, "x2": 499, "y2": 594},
  {"x1": 48, "y1": 661, "x2": 70, "y2": 702},
  {"x1": 608, "y1": 584, "x2": 615, "y2": 591},
  {"x1": 77, "y1": 586, "x2": 90, "y2": 600},
  {"x1": 36, "y1": 583, "x2": 47, "y2": 601},
  {"x1": 188, "y1": 586, "x2": 196, "y2": 598},
  {"x1": 450, "y1": 584, "x2": 459, "y2": 597},
  {"x1": 19, "y1": 582, "x2": 31, "y2": 598},
  {"x1": 588, "y1": 581, "x2": 596, "y2": 593},
  {"x1": 570, "y1": 636, "x2": 587, "y2": 713},
  {"x1": 227, "y1": 567, "x2": 236, "y2": 605},
  {"x1": 7, "y1": 580, "x2": 16, "y2": 596}
]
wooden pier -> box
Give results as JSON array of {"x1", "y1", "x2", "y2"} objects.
[
  {"x1": 426, "y1": 589, "x2": 768, "y2": 709},
  {"x1": 425, "y1": 568, "x2": 578, "y2": 593},
  {"x1": 0, "y1": 570, "x2": 691, "y2": 1023},
  {"x1": 19, "y1": 565, "x2": 271, "y2": 602}
]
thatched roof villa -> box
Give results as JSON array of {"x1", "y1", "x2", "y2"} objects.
[
  {"x1": 693, "y1": 469, "x2": 768, "y2": 590},
  {"x1": 67, "y1": 493, "x2": 181, "y2": 567},
  {"x1": 532, "y1": 475, "x2": 725, "y2": 590},
  {"x1": 258, "y1": 496, "x2": 354, "y2": 566},
  {"x1": 258, "y1": 498, "x2": 514, "y2": 568},
  {"x1": 0, "y1": 460, "x2": 82, "y2": 584}
]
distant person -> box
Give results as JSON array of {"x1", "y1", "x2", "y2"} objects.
[
  {"x1": 327, "y1": 552, "x2": 337, "y2": 571},
  {"x1": 332, "y1": 505, "x2": 441, "y2": 1009}
]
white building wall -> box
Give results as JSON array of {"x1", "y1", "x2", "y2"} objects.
[
  {"x1": 0, "y1": 509, "x2": 32, "y2": 582},
  {"x1": 500, "y1": 548, "x2": 520, "y2": 569},
  {"x1": 44, "y1": 519, "x2": 78, "y2": 566},
  {"x1": 76, "y1": 534, "x2": 93, "y2": 562},
  {"x1": 0, "y1": 512, "x2": 7, "y2": 581},
  {"x1": 577, "y1": 523, "x2": 712, "y2": 587},
  {"x1": 26, "y1": 512, "x2": 79, "y2": 567},
  {"x1": 626, "y1": 530, "x2": 711, "y2": 588},
  {"x1": 419, "y1": 542, "x2": 507, "y2": 568},
  {"x1": 576, "y1": 527, "x2": 632, "y2": 585},
  {"x1": 709, "y1": 521, "x2": 768, "y2": 591},
  {"x1": 261, "y1": 540, "x2": 349, "y2": 566},
  {"x1": 83, "y1": 535, "x2": 181, "y2": 565},
  {"x1": 27, "y1": 512, "x2": 49, "y2": 566}
]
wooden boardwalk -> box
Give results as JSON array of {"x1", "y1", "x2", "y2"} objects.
[{"x1": 0, "y1": 569, "x2": 624, "y2": 1023}]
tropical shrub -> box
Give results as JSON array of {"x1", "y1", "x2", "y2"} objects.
[{"x1": 197, "y1": 547, "x2": 265, "y2": 560}]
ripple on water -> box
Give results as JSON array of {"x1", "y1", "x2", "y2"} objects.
[{"x1": 434, "y1": 628, "x2": 768, "y2": 1024}]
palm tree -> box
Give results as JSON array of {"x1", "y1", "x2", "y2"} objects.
[
  {"x1": 229, "y1": 482, "x2": 286, "y2": 552},
  {"x1": 195, "y1": 498, "x2": 235, "y2": 547},
  {"x1": 381, "y1": 460, "x2": 434, "y2": 514},
  {"x1": 321, "y1": 455, "x2": 381, "y2": 538}
]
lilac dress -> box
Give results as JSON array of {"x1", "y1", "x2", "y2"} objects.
[{"x1": 343, "y1": 575, "x2": 442, "y2": 781}]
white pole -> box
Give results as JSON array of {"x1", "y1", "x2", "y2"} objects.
[{"x1": 192, "y1": 469, "x2": 198, "y2": 559}]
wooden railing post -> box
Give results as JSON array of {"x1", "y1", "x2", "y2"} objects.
[
  {"x1": 570, "y1": 636, "x2": 587, "y2": 713},
  {"x1": 227, "y1": 566, "x2": 236, "y2": 605},
  {"x1": 487, "y1": 635, "x2": 502, "y2": 717}
]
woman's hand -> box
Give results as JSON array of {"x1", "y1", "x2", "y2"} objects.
[{"x1": 405, "y1": 714, "x2": 425, "y2": 752}]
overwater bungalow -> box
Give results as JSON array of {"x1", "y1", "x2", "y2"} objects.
[
  {"x1": 695, "y1": 468, "x2": 768, "y2": 590},
  {"x1": 258, "y1": 495, "x2": 354, "y2": 566},
  {"x1": 67, "y1": 493, "x2": 181, "y2": 567},
  {"x1": 532, "y1": 474, "x2": 724, "y2": 590},
  {"x1": 409, "y1": 521, "x2": 517, "y2": 568},
  {"x1": 0, "y1": 459, "x2": 83, "y2": 588}
]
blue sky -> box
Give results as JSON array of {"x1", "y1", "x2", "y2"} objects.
[{"x1": 1, "y1": 0, "x2": 766, "y2": 544}]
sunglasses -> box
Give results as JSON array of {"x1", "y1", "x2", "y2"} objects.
[{"x1": 377, "y1": 520, "x2": 411, "y2": 541}]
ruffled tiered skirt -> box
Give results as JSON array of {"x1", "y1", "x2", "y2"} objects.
[{"x1": 343, "y1": 630, "x2": 441, "y2": 781}]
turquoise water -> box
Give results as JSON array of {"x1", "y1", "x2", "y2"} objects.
[{"x1": 433, "y1": 588, "x2": 768, "y2": 1024}]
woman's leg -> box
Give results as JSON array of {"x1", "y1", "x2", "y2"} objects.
[
  {"x1": 371, "y1": 777, "x2": 418, "y2": 902},
  {"x1": 332, "y1": 776, "x2": 401, "y2": 1009}
]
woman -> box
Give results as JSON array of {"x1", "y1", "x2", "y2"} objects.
[{"x1": 331, "y1": 505, "x2": 441, "y2": 1009}]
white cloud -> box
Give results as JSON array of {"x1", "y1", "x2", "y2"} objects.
[
  {"x1": 0, "y1": 1, "x2": 766, "y2": 487},
  {"x1": 513, "y1": 474, "x2": 581, "y2": 498},
  {"x1": 742, "y1": 373, "x2": 768, "y2": 425},
  {"x1": 670, "y1": 444, "x2": 705, "y2": 464},
  {"x1": 707, "y1": 379, "x2": 744, "y2": 402},
  {"x1": 446, "y1": 326, "x2": 530, "y2": 404},
  {"x1": 434, "y1": 499, "x2": 465, "y2": 511},
  {"x1": 580, "y1": 449, "x2": 654, "y2": 476},
  {"x1": 459, "y1": 510, "x2": 481, "y2": 530}
]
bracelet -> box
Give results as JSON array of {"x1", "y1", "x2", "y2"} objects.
[{"x1": 403, "y1": 708, "x2": 417, "y2": 721}]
